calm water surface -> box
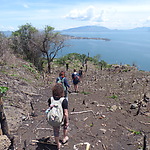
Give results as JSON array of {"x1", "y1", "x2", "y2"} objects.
[{"x1": 58, "y1": 31, "x2": 150, "y2": 71}]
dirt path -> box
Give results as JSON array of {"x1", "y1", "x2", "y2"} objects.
[{"x1": 13, "y1": 68, "x2": 150, "y2": 150}]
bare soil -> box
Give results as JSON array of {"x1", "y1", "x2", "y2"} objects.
[
  {"x1": 12, "y1": 65, "x2": 150, "y2": 150},
  {"x1": 0, "y1": 55, "x2": 150, "y2": 150}
]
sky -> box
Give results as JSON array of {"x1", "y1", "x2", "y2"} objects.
[{"x1": 1, "y1": 0, "x2": 150, "y2": 31}]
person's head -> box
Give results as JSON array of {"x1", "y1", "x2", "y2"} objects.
[
  {"x1": 59, "y1": 71, "x2": 65, "y2": 77},
  {"x1": 52, "y1": 83, "x2": 64, "y2": 98},
  {"x1": 74, "y1": 69, "x2": 76, "y2": 72}
]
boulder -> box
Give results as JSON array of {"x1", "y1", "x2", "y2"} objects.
[
  {"x1": 0, "y1": 135, "x2": 11, "y2": 150},
  {"x1": 143, "y1": 91, "x2": 150, "y2": 103}
]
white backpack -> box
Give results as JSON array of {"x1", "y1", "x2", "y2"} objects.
[{"x1": 47, "y1": 97, "x2": 64, "y2": 127}]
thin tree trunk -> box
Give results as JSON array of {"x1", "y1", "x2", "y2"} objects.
[{"x1": 46, "y1": 53, "x2": 51, "y2": 73}]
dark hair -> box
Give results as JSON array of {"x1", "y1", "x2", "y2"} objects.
[
  {"x1": 52, "y1": 83, "x2": 64, "y2": 98},
  {"x1": 74, "y1": 69, "x2": 76, "y2": 72},
  {"x1": 59, "y1": 71, "x2": 65, "y2": 77}
]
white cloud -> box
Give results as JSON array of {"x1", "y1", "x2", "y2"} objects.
[
  {"x1": 23, "y1": 4, "x2": 29, "y2": 8},
  {"x1": 64, "y1": 6, "x2": 104, "y2": 22}
]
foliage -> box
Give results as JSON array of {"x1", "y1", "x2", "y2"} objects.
[
  {"x1": 56, "y1": 53, "x2": 89, "y2": 66},
  {"x1": 22, "y1": 64, "x2": 37, "y2": 74},
  {"x1": 92, "y1": 54, "x2": 101, "y2": 65},
  {"x1": 0, "y1": 87, "x2": 9, "y2": 94},
  {"x1": 11, "y1": 23, "x2": 43, "y2": 70},
  {"x1": 55, "y1": 53, "x2": 111, "y2": 70},
  {"x1": 128, "y1": 128, "x2": 141, "y2": 135},
  {"x1": 109, "y1": 94, "x2": 118, "y2": 99},
  {"x1": 11, "y1": 23, "x2": 67, "y2": 73},
  {"x1": 80, "y1": 91, "x2": 90, "y2": 95}
]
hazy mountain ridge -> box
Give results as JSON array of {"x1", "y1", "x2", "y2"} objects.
[
  {"x1": 62, "y1": 25, "x2": 110, "y2": 32},
  {"x1": 1, "y1": 26, "x2": 150, "y2": 36},
  {"x1": 61, "y1": 26, "x2": 150, "y2": 32}
]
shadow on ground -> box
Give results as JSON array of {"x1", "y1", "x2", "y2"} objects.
[{"x1": 36, "y1": 143, "x2": 58, "y2": 150}]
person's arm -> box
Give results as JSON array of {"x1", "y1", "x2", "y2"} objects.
[
  {"x1": 72, "y1": 73, "x2": 74, "y2": 79},
  {"x1": 56, "y1": 77, "x2": 58, "y2": 83},
  {"x1": 63, "y1": 109, "x2": 69, "y2": 127},
  {"x1": 62, "y1": 99, "x2": 69, "y2": 126},
  {"x1": 64, "y1": 78, "x2": 70, "y2": 88},
  {"x1": 47, "y1": 98, "x2": 51, "y2": 107}
]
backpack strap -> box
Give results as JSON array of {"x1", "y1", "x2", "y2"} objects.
[{"x1": 51, "y1": 97, "x2": 64, "y2": 106}]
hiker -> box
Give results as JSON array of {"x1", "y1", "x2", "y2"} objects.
[
  {"x1": 72, "y1": 69, "x2": 80, "y2": 93},
  {"x1": 79, "y1": 67, "x2": 83, "y2": 79},
  {"x1": 66, "y1": 63, "x2": 69, "y2": 71},
  {"x1": 47, "y1": 83, "x2": 69, "y2": 150},
  {"x1": 56, "y1": 71, "x2": 70, "y2": 99}
]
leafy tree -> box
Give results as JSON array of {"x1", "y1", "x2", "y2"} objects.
[
  {"x1": 99, "y1": 60, "x2": 108, "y2": 68},
  {"x1": 35, "y1": 26, "x2": 66, "y2": 73},
  {"x1": 93, "y1": 54, "x2": 101, "y2": 65},
  {"x1": 11, "y1": 23, "x2": 44, "y2": 70},
  {"x1": 78, "y1": 54, "x2": 87, "y2": 66},
  {"x1": 12, "y1": 23, "x2": 38, "y2": 57}
]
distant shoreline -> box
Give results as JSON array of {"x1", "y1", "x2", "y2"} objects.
[{"x1": 63, "y1": 34, "x2": 110, "y2": 41}]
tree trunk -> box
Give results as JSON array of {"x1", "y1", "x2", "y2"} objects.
[{"x1": 46, "y1": 53, "x2": 51, "y2": 73}]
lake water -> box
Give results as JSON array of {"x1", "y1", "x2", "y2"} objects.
[{"x1": 58, "y1": 31, "x2": 150, "y2": 72}]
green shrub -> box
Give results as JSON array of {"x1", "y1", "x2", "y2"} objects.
[
  {"x1": 109, "y1": 94, "x2": 118, "y2": 99},
  {"x1": 0, "y1": 87, "x2": 9, "y2": 94}
]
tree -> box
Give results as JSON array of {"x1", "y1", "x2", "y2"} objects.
[
  {"x1": 37, "y1": 26, "x2": 66, "y2": 73},
  {"x1": 11, "y1": 23, "x2": 43, "y2": 70},
  {"x1": 93, "y1": 54, "x2": 101, "y2": 65},
  {"x1": 11, "y1": 24, "x2": 67, "y2": 72}
]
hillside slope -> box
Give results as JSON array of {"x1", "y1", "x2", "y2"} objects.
[{"x1": 0, "y1": 54, "x2": 150, "y2": 150}]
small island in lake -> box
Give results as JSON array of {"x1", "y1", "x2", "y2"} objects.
[{"x1": 63, "y1": 35, "x2": 111, "y2": 41}]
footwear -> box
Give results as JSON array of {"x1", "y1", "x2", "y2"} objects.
[
  {"x1": 57, "y1": 142, "x2": 61, "y2": 150},
  {"x1": 62, "y1": 136, "x2": 69, "y2": 144}
]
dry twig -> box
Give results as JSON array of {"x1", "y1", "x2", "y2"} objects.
[
  {"x1": 73, "y1": 142, "x2": 90, "y2": 150},
  {"x1": 70, "y1": 110, "x2": 94, "y2": 115},
  {"x1": 102, "y1": 144, "x2": 107, "y2": 150}
]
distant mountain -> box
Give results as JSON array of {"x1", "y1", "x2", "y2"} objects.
[
  {"x1": 0, "y1": 31, "x2": 12, "y2": 37},
  {"x1": 129, "y1": 27, "x2": 150, "y2": 32},
  {"x1": 62, "y1": 26, "x2": 111, "y2": 32},
  {"x1": 62, "y1": 26, "x2": 150, "y2": 32}
]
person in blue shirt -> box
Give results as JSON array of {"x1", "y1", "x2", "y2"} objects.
[
  {"x1": 72, "y1": 69, "x2": 80, "y2": 93},
  {"x1": 56, "y1": 71, "x2": 70, "y2": 98}
]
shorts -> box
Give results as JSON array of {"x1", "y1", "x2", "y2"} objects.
[
  {"x1": 53, "y1": 119, "x2": 68, "y2": 137},
  {"x1": 53, "y1": 126, "x2": 60, "y2": 137}
]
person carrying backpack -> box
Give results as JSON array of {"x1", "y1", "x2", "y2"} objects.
[
  {"x1": 56, "y1": 71, "x2": 70, "y2": 99},
  {"x1": 78, "y1": 67, "x2": 83, "y2": 79},
  {"x1": 72, "y1": 69, "x2": 80, "y2": 93},
  {"x1": 47, "y1": 83, "x2": 69, "y2": 150}
]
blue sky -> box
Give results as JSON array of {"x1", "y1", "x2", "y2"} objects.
[{"x1": 1, "y1": 0, "x2": 150, "y2": 31}]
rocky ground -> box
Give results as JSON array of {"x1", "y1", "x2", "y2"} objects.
[{"x1": 0, "y1": 54, "x2": 150, "y2": 150}]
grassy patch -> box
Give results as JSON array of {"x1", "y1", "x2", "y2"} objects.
[
  {"x1": 80, "y1": 91, "x2": 90, "y2": 95},
  {"x1": 23, "y1": 64, "x2": 36, "y2": 74},
  {"x1": 109, "y1": 94, "x2": 118, "y2": 99},
  {"x1": 128, "y1": 129, "x2": 141, "y2": 135},
  {"x1": 0, "y1": 86, "x2": 9, "y2": 94}
]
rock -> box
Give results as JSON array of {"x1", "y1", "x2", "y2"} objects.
[
  {"x1": 110, "y1": 105, "x2": 117, "y2": 112},
  {"x1": 130, "y1": 103, "x2": 138, "y2": 109},
  {"x1": 143, "y1": 91, "x2": 150, "y2": 103},
  {"x1": 144, "y1": 112, "x2": 150, "y2": 117},
  {"x1": 99, "y1": 128, "x2": 107, "y2": 134},
  {"x1": 0, "y1": 135, "x2": 11, "y2": 150}
]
